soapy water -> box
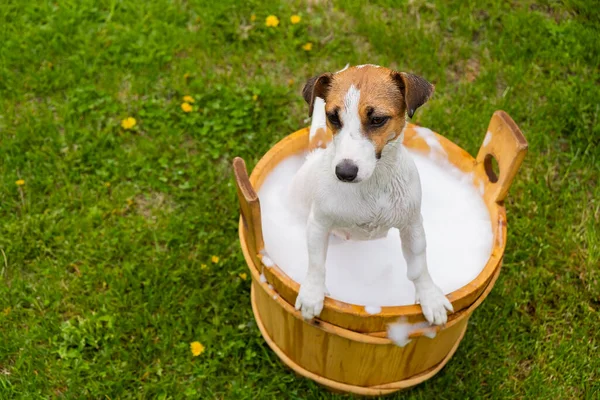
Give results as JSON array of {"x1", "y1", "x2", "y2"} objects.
[
  {"x1": 387, "y1": 318, "x2": 435, "y2": 347},
  {"x1": 257, "y1": 143, "x2": 493, "y2": 308}
]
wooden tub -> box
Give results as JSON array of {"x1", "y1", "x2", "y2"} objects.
[{"x1": 233, "y1": 110, "x2": 527, "y2": 395}]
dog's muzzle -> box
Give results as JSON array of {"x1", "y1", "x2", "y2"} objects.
[{"x1": 335, "y1": 159, "x2": 359, "y2": 182}]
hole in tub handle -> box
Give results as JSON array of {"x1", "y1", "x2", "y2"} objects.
[
  {"x1": 476, "y1": 111, "x2": 528, "y2": 204},
  {"x1": 483, "y1": 154, "x2": 499, "y2": 183}
]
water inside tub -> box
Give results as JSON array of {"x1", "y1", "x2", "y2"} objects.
[{"x1": 257, "y1": 141, "x2": 493, "y2": 308}]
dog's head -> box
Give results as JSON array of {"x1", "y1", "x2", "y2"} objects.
[{"x1": 302, "y1": 65, "x2": 434, "y2": 183}]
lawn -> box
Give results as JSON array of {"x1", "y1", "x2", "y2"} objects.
[{"x1": 1, "y1": 0, "x2": 599, "y2": 398}]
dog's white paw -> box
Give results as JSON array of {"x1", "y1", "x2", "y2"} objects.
[
  {"x1": 295, "y1": 282, "x2": 325, "y2": 320},
  {"x1": 415, "y1": 284, "x2": 453, "y2": 326}
]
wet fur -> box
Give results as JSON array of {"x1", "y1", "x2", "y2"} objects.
[{"x1": 292, "y1": 65, "x2": 453, "y2": 326}]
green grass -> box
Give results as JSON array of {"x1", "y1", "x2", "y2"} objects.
[{"x1": 1, "y1": 0, "x2": 598, "y2": 398}]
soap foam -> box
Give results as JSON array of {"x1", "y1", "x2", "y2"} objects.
[
  {"x1": 258, "y1": 147, "x2": 493, "y2": 307},
  {"x1": 260, "y1": 250, "x2": 275, "y2": 268},
  {"x1": 387, "y1": 318, "x2": 432, "y2": 347},
  {"x1": 364, "y1": 305, "x2": 382, "y2": 315},
  {"x1": 415, "y1": 127, "x2": 447, "y2": 160}
]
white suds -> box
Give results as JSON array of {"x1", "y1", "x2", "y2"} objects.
[
  {"x1": 387, "y1": 318, "x2": 431, "y2": 347},
  {"x1": 414, "y1": 127, "x2": 447, "y2": 159},
  {"x1": 423, "y1": 329, "x2": 437, "y2": 339},
  {"x1": 483, "y1": 131, "x2": 492, "y2": 146},
  {"x1": 260, "y1": 250, "x2": 275, "y2": 268},
  {"x1": 498, "y1": 216, "x2": 504, "y2": 247},
  {"x1": 364, "y1": 305, "x2": 382, "y2": 315},
  {"x1": 387, "y1": 322, "x2": 412, "y2": 347},
  {"x1": 309, "y1": 97, "x2": 327, "y2": 141},
  {"x1": 258, "y1": 134, "x2": 493, "y2": 308},
  {"x1": 263, "y1": 280, "x2": 278, "y2": 300},
  {"x1": 259, "y1": 273, "x2": 267, "y2": 283}
]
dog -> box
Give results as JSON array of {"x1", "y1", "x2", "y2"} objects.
[{"x1": 290, "y1": 64, "x2": 453, "y2": 326}]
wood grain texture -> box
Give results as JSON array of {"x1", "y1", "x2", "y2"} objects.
[
  {"x1": 233, "y1": 157, "x2": 264, "y2": 268},
  {"x1": 251, "y1": 284, "x2": 468, "y2": 395},
  {"x1": 245, "y1": 239, "x2": 502, "y2": 393},
  {"x1": 235, "y1": 111, "x2": 527, "y2": 333},
  {"x1": 234, "y1": 111, "x2": 526, "y2": 394},
  {"x1": 475, "y1": 110, "x2": 528, "y2": 205}
]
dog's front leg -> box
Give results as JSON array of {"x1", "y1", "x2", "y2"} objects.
[
  {"x1": 400, "y1": 215, "x2": 453, "y2": 325},
  {"x1": 295, "y1": 209, "x2": 330, "y2": 320}
]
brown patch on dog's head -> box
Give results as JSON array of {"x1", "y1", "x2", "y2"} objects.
[
  {"x1": 308, "y1": 127, "x2": 332, "y2": 151},
  {"x1": 303, "y1": 65, "x2": 434, "y2": 167},
  {"x1": 314, "y1": 66, "x2": 432, "y2": 155},
  {"x1": 390, "y1": 71, "x2": 435, "y2": 118}
]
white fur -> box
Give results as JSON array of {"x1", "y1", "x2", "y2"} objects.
[
  {"x1": 415, "y1": 126, "x2": 447, "y2": 158},
  {"x1": 309, "y1": 97, "x2": 327, "y2": 140},
  {"x1": 293, "y1": 84, "x2": 453, "y2": 325},
  {"x1": 331, "y1": 85, "x2": 377, "y2": 182}
]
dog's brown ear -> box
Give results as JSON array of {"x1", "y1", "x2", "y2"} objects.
[
  {"x1": 302, "y1": 73, "x2": 333, "y2": 117},
  {"x1": 391, "y1": 72, "x2": 434, "y2": 118}
]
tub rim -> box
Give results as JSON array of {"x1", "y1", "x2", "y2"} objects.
[{"x1": 235, "y1": 110, "x2": 527, "y2": 333}]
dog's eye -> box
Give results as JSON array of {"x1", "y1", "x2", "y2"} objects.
[
  {"x1": 370, "y1": 116, "x2": 389, "y2": 127},
  {"x1": 327, "y1": 112, "x2": 341, "y2": 128}
]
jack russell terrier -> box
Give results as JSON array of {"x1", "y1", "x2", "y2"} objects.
[{"x1": 291, "y1": 64, "x2": 453, "y2": 326}]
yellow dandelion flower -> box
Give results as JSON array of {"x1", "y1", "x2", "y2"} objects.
[
  {"x1": 183, "y1": 95, "x2": 194, "y2": 103},
  {"x1": 190, "y1": 341, "x2": 205, "y2": 356},
  {"x1": 252, "y1": 94, "x2": 258, "y2": 101},
  {"x1": 3, "y1": 307, "x2": 10, "y2": 316},
  {"x1": 121, "y1": 117, "x2": 137, "y2": 130},
  {"x1": 183, "y1": 72, "x2": 191, "y2": 79},
  {"x1": 290, "y1": 15, "x2": 301, "y2": 24},
  {"x1": 126, "y1": 198, "x2": 134, "y2": 206},
  {"x1": 15, "y1": 179, "x2": 25, "y2": 186},
  {"x1": 265, "y1": 15, "x2": 279, "y2": 27},
  {"x1": 211, "y1": 255, "x2": 219, "y2": 264},
  {"x1": 181, "y1": 102, "x2": 193, "y2": 113},
  {"x1": 201, "y1": 264, "x2": 207, "y2": 270},
  {"x1": 302, "y1": 42, "x2": 313, "y2": 51},
  {"x1": 250, "y1": 14, "x2": 256, "y2": 22},
  {"x1": 287, "y1": 78, "x2": 295, "y2": 86},
  {"x1": 239, "y1": 272, "x2": 247, "y2": 280},
  {"x1": 104, "y1": 182, "x2": 111, "y2": 187}
]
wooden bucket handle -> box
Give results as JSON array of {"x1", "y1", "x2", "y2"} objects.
[
  {"x1": 475, "y1": 110, "x2": 528, "y2": 204},
  {"x1": 233, "y1": 157, "x2": 264, "y2": 261}
]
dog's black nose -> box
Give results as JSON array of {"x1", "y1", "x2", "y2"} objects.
[{"x1": 335, "y1": 160, "x2": 359, "y2": 182}]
